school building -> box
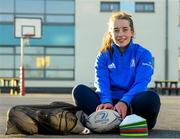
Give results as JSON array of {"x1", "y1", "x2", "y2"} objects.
[{"x1": 0, "y1": 0, "x2": 179, "y2": 92}]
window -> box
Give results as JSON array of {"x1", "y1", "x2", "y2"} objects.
[
  {"x1": 16, "y1": 47, "x2": 44, "y2": 54},
  {"x1": 0, "y1": 0, "x2": 14, "y2": 22},
  {"x1": 0, "y1": 55, "x2": 14, "y2": 68},
  {"x1": 0, "y1": 70, "x2": 14, "y2": 77},
  {"x1": 100, "y1": 1, "x2": 120, "y2": 12},
  {"x1": 46, "y1": 47, "x2": 74, "y2": 55},
  {"x1": 0, "y1": 0, "x2": 75, "y2": 24},
  {"x1": 46, "y1": 70, "x2": 73, "y2": 79},
  {"x1": 0, "y1": 14, "x2": 14, "y2": 22},
  {"x1": 15, "y1": 0, "x2": 44, "y2": 14},
  {"x1": 0, "y1": 0, "x2": 14, "y2": 13},
  {"x1": 15, "y1": 46, "x2": 74, "y2": 80},
  {"x1": 48, "y1": 56, "x2": 74, "y2": 69},
  {"x1": 0, "y1": 47, "x2": 13, "y2": 54},
  {"x1": 46, "y1": 15, "x2": 74, "y2": 24},
  {"x1": 45, "y1": 0, "x2": 75, "y2": 24},
  {"x1": 135, "y1": 2, "x2": 155, "y2": 13},
  {"x1": 46, "y1": 0, "x2": 75, "y2": 14},
  {"x1": 0, "y1": 47, "x2": 15, "y2": 77},
  {"x1": 0, "y1": 46, "x2": 74, "y2": 80}
]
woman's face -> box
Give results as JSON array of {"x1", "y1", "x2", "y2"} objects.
[{"x1": 109, "y1": 19, "x2": 134, "y2": 49}]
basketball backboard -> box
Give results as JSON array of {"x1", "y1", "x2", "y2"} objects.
[{"x1": 15, "y1": 18, "x2": 42, "y2": 38}]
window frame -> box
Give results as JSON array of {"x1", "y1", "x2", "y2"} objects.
[
  {"x1": 100, "y1": 1, "x2": 120, "y2": 12},
  {"x1": 0, "y1": 46, "x2": 75, "y2": 80},
  {"x1": 135, "y1": 2, "x2": 155, "y2": 13},
  {"x1": 0, "y1": 0, "x2": 75, "y2": 24}
]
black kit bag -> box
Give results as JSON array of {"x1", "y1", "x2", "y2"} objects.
[{"x1": 6, "y1": 101, "x2": 90, "y2": 135}]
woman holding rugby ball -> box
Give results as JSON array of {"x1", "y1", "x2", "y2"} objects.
[{"x1": 72, "y1": 12, "x2": 160, "y2": 130}]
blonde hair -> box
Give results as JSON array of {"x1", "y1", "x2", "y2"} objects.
[{"x1": 100, "y1": 12, "x2": 134, "y2": 53}]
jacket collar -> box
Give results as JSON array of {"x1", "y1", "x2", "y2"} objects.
[{"x1": 112, "y1": 40, "x2": 133, "y2": 57}]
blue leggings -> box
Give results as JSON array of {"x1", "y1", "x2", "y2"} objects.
[{"x1": 72, "y1": 84, "x2": 161, "y2": 130}]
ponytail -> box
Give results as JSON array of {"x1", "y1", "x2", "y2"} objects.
[{"x1": 100, "y1": 32, "x2": 113, "y2": 53}]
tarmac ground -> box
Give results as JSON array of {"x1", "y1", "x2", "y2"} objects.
[{"x1": 0, "y1": 93, "x2": 180, "y2": 138}]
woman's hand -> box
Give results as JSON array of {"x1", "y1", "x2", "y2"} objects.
[
  {"x1": 96, "y1": 103, "x2": 114, "y2": 111},
  {"x1": 114, "y1": 101, "x2": 128, "y2": 119}
]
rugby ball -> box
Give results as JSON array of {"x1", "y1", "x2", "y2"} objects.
[{"x1": 85, "y1": 109, "x2": 122, "y2": 133}]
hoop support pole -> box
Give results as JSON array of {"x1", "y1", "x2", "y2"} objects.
[{"x1": 20, "y1": 37, "x2": 25, "y2": 96}]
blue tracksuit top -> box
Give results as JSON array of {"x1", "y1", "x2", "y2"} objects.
[{"x1": 94, "y1": 40, "x2": 153, "y2": 106}]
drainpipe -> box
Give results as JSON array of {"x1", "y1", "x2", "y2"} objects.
[{"x1": 165, "y1": 0, "x2": 169, "y2": 80}]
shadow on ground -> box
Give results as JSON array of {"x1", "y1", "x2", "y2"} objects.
[
  {"x1": 149, "y1": 129, "x2": 180, "y2": 138},
  {"x1": 3, "y1": 129, "x2": 180, "y2": 138}
]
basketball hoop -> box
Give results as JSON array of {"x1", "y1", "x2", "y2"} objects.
[{"x1": 14, "y1": 18, "x2": 42, "y2": 96}]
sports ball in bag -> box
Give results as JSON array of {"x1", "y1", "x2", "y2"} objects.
[{"x1": 85, "y1": 109, "x2": 122, "y2": 133}]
